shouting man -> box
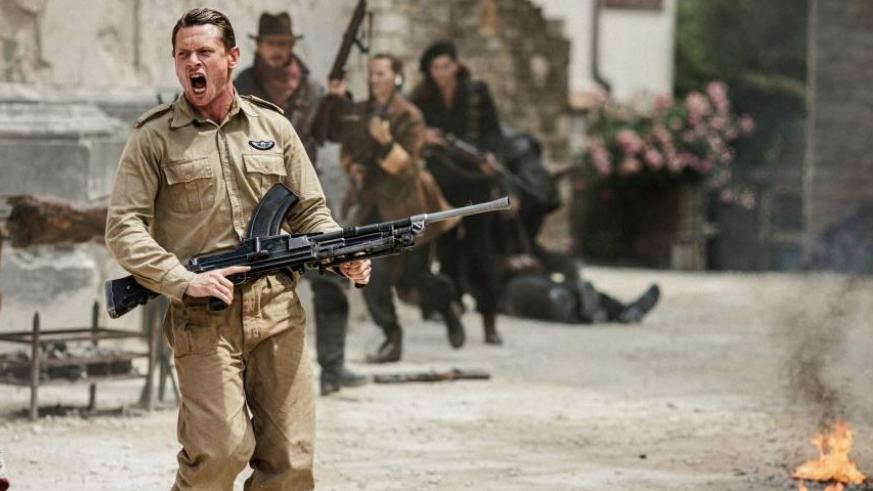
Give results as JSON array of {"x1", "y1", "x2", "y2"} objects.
[{"x1": 105, "y1": 8, "x2": 370, "y2": 490}]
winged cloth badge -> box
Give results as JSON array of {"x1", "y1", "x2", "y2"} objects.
[{"x1": 248, "y1": 140, "x2": 276, "y2": 151}]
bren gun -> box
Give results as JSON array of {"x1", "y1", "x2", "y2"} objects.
[{"x1": 105, "y1": 183, "x2": 510, "y2": 319}]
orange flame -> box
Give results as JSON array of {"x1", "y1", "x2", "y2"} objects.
[
  {"x1": 798, "y1": 484, "x2": 846, "y2": 491},
  {"x1": 794, "y1": 422, "x2": 866, "y2": 490}
]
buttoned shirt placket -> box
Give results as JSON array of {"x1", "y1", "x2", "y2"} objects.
[{"x1": 206, "y1": 102, "x2": 263, "y2": 345}]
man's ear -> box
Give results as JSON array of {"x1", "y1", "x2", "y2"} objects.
[{"x1": 228, "y1": 46, "x2": 241, "y2": 70}]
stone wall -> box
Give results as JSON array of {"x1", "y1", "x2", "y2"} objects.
[
  {"x1": 367, "y1": 0, "x2": 570, "y2": 162},
  {"x1": 805, "y1": 0, "x2": 873, "y2": 237},
  {"x1": 0, "y1": 0, "x2": 352, "y2": 89}
]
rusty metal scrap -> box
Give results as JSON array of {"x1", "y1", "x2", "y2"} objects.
[
  {"x1": 0, "y1": 342, "x2": 135, "y2": 382},
  {"x1": 5, "y1": 195, "x2": 106, "y2": 247}
]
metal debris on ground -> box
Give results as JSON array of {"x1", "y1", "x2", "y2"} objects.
[
  {"x1": 0, "y1": 343, "x2": 135, "y2": 382},
  {"x1": 373, "y1": 368, "x2": 491, "y2": 384}
]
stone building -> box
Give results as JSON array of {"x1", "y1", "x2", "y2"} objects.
[
  {"x1": 710, "y1": 0, "x2": 873, "y2": 272},
  {"x1": 804, "y1": 0, "x2": 873, "y2": 256}
]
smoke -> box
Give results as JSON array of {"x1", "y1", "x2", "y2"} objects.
[
  {"x1": 782, "y1": 278, "x2": 858, "y2": 428},
  {"x1": 806, "y1": 203, "x2": 873, "y2": 274}
]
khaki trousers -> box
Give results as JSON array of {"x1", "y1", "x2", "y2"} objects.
[{"x1": 165, "y1": 277, "x2": 315, "y2": 491}]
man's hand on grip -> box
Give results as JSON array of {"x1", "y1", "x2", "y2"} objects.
[{"x1": 185, "y1": 265, "x2": 251, "y2": 305}]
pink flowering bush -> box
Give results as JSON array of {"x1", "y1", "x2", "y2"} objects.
[{"x1": 580, "y1": 81, "x2": 756, "y2": 207}]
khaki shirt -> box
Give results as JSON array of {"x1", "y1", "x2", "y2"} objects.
[{"x1": 105, "y1": 92, "x2": 338, "y2": 310}]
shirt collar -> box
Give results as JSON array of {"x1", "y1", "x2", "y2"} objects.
[{"x1": 171, "y1": 89, "x2": 255, "y2": 128}]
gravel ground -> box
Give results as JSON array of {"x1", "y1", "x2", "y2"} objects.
[{"x1": 1, "y1": 267, "x2": 872, "y2": 490}]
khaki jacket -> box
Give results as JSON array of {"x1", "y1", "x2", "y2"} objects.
[{"x1": 105, "y1": 92, "x2": 338, "y2": 308}]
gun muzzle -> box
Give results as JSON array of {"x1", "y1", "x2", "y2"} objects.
[{"x1": 414, "y1": 196, "x2": 511, "y2": 225}]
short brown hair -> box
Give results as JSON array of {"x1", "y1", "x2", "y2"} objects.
[
  {"x1": 372, "y1": 53, "x2": 403, "y2": 75},
  {"x1": 171, "y1": 8, "x2": 236, "y2": 53}
]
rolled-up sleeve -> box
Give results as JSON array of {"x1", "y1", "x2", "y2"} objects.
[
  {"x1": 380, "y1": 109, "x2": 425, "y2": 179},
  {"x1": 105, "y1": 127, "x2": 195, "y2": 302}
]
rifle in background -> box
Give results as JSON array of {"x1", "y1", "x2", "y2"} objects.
[
  {"x1": 428, "y1": 133, "x2": 543, "y2": 200},
  {"x1": 328, "y1": 0, "x2": 369, "y2": 81},
  {"x1": 373, "y1": 368, "x2": 491, "y2": 384},
  {"x1": 311, "y1": 0, "x2": 370, "y2": 144}
]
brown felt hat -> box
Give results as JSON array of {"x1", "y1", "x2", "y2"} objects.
[{"x1": 249, "y1": 12, "x2": 303, "y2": 41}]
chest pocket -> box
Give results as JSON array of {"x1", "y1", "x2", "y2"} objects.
[
  {"x1": 243, "y1": 153, "x2": 287, "y2": 195},
  {"x1": 164, "y1": 157, "x2": 216, "y2": 213}
]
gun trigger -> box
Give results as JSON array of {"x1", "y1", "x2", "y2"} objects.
[{"x1": 207, "y1": 297, "x2": 228, "y2": 312}]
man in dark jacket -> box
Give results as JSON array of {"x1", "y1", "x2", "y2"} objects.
[
  {"x1": 410, "y1": 40, "x2": 504, "y2": 345},
  {"x1": 235, "y1": 11, "x2": 366, "y2": 395}
]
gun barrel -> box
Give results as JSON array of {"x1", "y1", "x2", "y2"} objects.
[
  {"x1": 415, "y1": 196, "x2": 510, "y2": 225},
  {"x1": 328, "y1": 0, "x2": 368, "y2": 80}
]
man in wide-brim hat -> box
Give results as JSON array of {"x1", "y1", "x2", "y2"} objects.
[
  {"x1": 247, "y1": 12, "x2": 303, "y2": 64},
  {"x1": 236, "y1": 13, "x2": 369, "y2": 396}
]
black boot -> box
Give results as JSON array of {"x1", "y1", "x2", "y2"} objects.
[
  {"x1": 444, "y1": 301, "x2": 466, "y2": 349},
  {"x1": 315, "y1": 307, "x2": 358, "y2": 394},
  {"x1": 321, "y1": 367, "x2": 369, "y2": 396},
  {"x1": 313, "y1": 277, "x2": 357, "y2": 393},
  {"x1": 483, "y1": 313, "x2": 502, "y2": 345},
  {"x1": 619, "y1": 284, "x2": 661, "y2": 323},
  {"x1": 366, "y1": 327, "x2": 402, "y2": 363}
]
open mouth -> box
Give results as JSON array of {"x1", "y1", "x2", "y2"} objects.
[{"x1": 190, "y1": 74, "x2": 207, "y2": 95}]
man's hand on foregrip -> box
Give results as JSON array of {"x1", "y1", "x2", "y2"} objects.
[
  {"x1": 339, "y1": 259, "x2": 371, "y2": 285},
  {"x1": 184, "y1": 265, "x2": 251, "y2": 305}
]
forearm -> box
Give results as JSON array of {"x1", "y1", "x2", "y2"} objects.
[
  {"x1": 105, "y1": 205, "x2": 194, "y2": 302},
  {"x1": 378, "y1": 142, "x2": 414, "y2": 176},
  {"x1": 377, "y1": 113, "x2": 424, "y2": 178},
  {"x1": 286, "y1": 192, "x2": 340, "y2": 234}
]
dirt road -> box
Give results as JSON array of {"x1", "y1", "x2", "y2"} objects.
[{"x1": 1, "y1": 267, "x2": 871, "y2": 490}]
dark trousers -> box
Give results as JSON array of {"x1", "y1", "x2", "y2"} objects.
[
  {"x1": 501, "y1": 274, "x2": 628, "y2": 324},
  {"x1": 363, "y1": 244, "x2": 457, "y2": 335},
  {"x1": 436, "y1": 213, "x2": 499, "y2": 315},
  {"x1": 305, "y1": 272, "x2": 350, "y2": 375},
  {"x1": 598, "y1": 291, "x2": 627, "y2": 321}
]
